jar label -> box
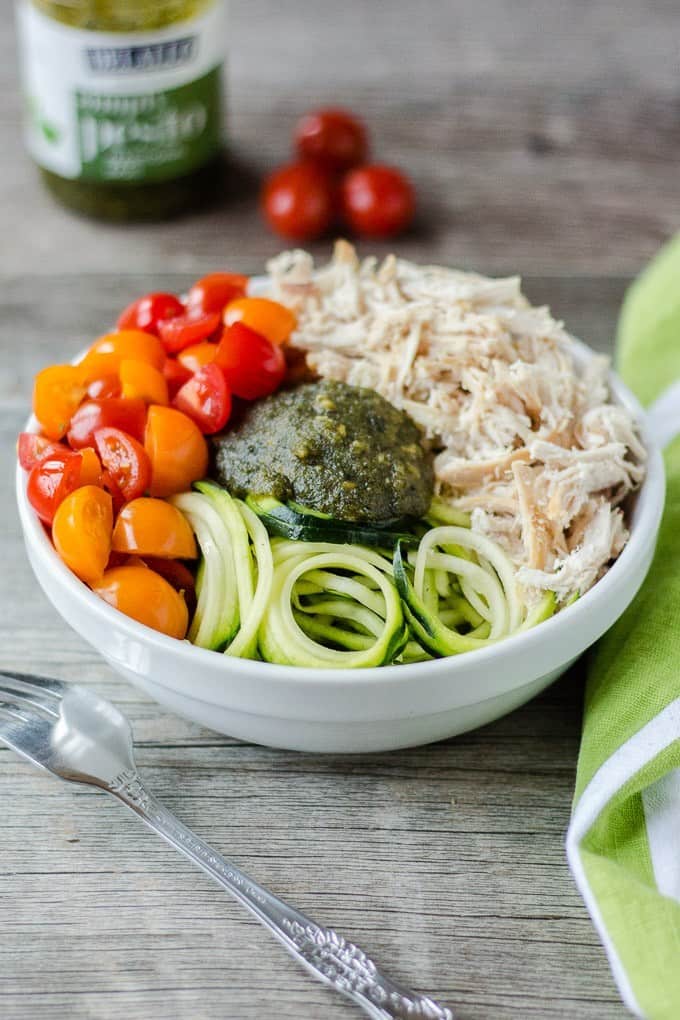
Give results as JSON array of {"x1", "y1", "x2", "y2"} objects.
[{"x1": 16, "y1": 2, "x2": 225, "y2": 183}]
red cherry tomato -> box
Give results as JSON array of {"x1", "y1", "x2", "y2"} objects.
[
  {"x1": 341, "y1": 165, "x2": 415, "y2": 238},
  {"x1": 67, "y1": 397, "x2": 147, "y2": 449},
  {"x1": 87, "y1": 374, "x2": 121, "y2": 400},
  {"x1": 294, "y1": 108, "x2": 368, "y2": 171},
  {"x1": 261, "y1": 162, "x2": 335, "y2": 241},
  {"x1": 186, "y1": 273, "x2": 248, "y2": 316},
  {"x1": 157, "y1": 311, "x2": 221, "y2": 354},
  {"x1": 93, "y1": 427, "x2": 152, "y2": 503},
  {"x1": 117, "y1": 292, "x2": 184, "y2": 335},
  {"x1": 162, "y1": 357, "x2": 193, "y2": 398},
  {"x1": 171, "y1": 363, "x2": 231, "y2": 435},
  {"x1": 214, "y1": 322, "x2": 285, "y2": 400},
  {"x1": 17, "y1": 433, "x2": 64, "y2": 471},
  {"x1": 26, "y1": 449, "x2": 85, "y2": 525}
]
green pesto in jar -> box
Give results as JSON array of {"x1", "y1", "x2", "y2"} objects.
[{"x1": 19, "y1": 1, "x2": 225, "y2": 220}]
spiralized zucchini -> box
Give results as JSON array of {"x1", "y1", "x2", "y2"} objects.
[{"x1": 173, "y1": 487, "x2": 556, "y2": 667}]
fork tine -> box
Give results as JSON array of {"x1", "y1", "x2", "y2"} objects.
[
  {"x1": 0, "y1": 703, "x2": 32, "y2": 724},
  {"x1": 0, "y1": 671, "x2": 65, "y2": 699},
  {"x1": 0, "y1": 686, "x2": 60, "y2": 719}
]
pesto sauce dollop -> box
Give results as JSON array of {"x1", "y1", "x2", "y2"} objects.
[{"x1": 211, "y1": 381, "x2": 434, "y2": 522}]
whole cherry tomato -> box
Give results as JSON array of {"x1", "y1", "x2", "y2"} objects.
[
  {"x1": 171, "y1": 363, "x2": 231, "y2": 435},
  {"x1": 78, "y1": 330, "x2": 165, "y2": 382},
  {"x1": 67, "y1": 397, "x2": 147, "y2": 449},
  {"x1": 112, "y1": 497, "x2": 197, "y2": 558},
  {"x1": 186, "y1": 273, "x2": 248, "y2": 316},
  {"x1": 87, "y1": 374, "x2": 121, "y2": 400},
  {"x1": 341, "y1": 164, "x2": 415, "y2": 238},
  {"x1": 17, "y1": 433, "x2": 64, "y2": 471},
  {"x1": 176, "y1": 341, "x2": 218, "y2": 375},
  {"x1": 52, "y1": 486, "x2": 113, "y2": 586},
  {"x1": 158, "y1": 311, "x2": 221, "y2": 354},
  {"x1": 261, "y1": 162, "x2": 335, "y2": 241},
  {"x1": 144, "y1": 405, "x2": 208, "y2": 498},
  {"x1": 92, "y1": 565, "x2": 188, "y2": 639},
  {"x1": 33, "y1": 365, "x2": 87, "y2": 440},
  {"x1": 294, "y1": 108, "x2": 368, "y2": 171},
  {"x1": 163, "y1": 357, "x2": 193, "y2": 398},
  {"x1": 26, "y1": 448, "x2": 86, "y2": 525},
  {"x1": 214, "y1": 322, "x2": 285, "y2": 400},
  {"x1": 119, "y1": 360, "x2": 169, "y2": 406},
  {"x1": 94, "y1": 427, "x2": 151, "y2": 503},
  {"x1": 223, "y1": 297, "x2": 296, "y2": 346},
  {"x1": 117, "y1": 292, "x2": 184, "y2": 335}
]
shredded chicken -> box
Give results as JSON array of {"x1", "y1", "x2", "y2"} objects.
[{"x1": 265, "y1": 241, "x2": 646, "y2": 604}]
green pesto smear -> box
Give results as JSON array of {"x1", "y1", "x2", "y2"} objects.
[{"x1": 211, "y1": 380, "x2": 435, "y2": 523}]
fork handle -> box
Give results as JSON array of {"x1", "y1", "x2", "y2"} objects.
[{"x1": 108, "y1": 769, "x2": 453, "y2": 1020}]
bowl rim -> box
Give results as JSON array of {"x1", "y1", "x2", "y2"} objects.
[{"x1": 16, "y1": 336, "x2": 666, "y2": 688}]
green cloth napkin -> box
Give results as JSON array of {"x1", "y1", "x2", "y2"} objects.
[{"x1": 567, "y1": 235, "x2": 680, "y2": 1019}]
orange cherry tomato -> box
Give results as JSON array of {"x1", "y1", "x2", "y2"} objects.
[
  {"x1": 186, "y1": 273, "x2": 248, "y2": 316},
  {"x1": 119, "y1": 359, "x2": 169, "y2": 406},
  {"x1": 52, "y1": 485, "x2": 113, "y2": 586},
  {"x1": 144, "y1": 405, "x2": 208, "y2": 498},
  {"x1": 223, "y1": 297, "x2": 296, "y2": 347},
  {"x1": 111, "y1": 497, "x2": 198, "y2": 559},
  {"x1": 92, "y1": 565, "x2": 188, "y2": 639},
  {"x1": 33, "y1": 365, "x2": 87, "y2": 440},
  {"x1": 87, "y1": 374, "x2": 121, "y2": 399},
  {"x1": 79, "y1": 330, "x2": 165, "y2": 382},
  {"x1": 140, "y1": 557, "x2": 197, "y2": 616},
  {"x1": 177, "y1": 341, "x2": 218, "y2": 375},
  {"x1": 79, "y1": 447, "x2": 103, "y2": 486}
]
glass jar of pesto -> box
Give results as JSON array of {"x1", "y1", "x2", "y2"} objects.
[{"x1": 16, "y1": 1, "x2": 226, "y2": 220}]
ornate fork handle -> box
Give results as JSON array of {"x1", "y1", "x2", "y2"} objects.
[{"x1": 109, "y1": 768, "x2": 453, "y2": 1020}]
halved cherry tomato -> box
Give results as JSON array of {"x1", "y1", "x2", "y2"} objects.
[
  {"x1": 144, "y1": 405, "x2": 208, "y2": 498},
  {"x1": 52, "y1": 486, "x2": 113, "y2": 586},
  {"x1": 92, "y1": 565, "x2": 188, "y2": 639},
  {"x1": 94, "y1": 427, "x2": 151, "y2": 503},
  {"x1": 158, "y1": 312, "x2": 221, "y2": 354},
  {"x1": 171, "y1": 363, "x2": 231, "y2": 435},
  {"x1": 78, "y1": 330, "x2": 165, "y2": 382},
  {"x1": 33, "y1": 365, "x2": 87, "y2": 440},
  {"x1": 186, "y1": 273, "x2": 248, "y2": 316},
  {"x1": 117, "y1": 292, "x2": 184, "y2": 335},
  {"x1": 87, "y1": 374, "x2": 121, "y2": 400},
  {"x1": 177, "y1": 341, "x2": 218, "y2": 374},
  {"x1": 119, "y1": 359, "x2": 169, "y2": 406},
  {"x1": 67, "y1": 397, "x2": 147, "y2": 449},
  {"x1": 79, "y1": 447, "x2": 103, "y2": 486},
  {"x1": 224, "y1": 297, "x2": 296, "y2": 346},
  {"x1": 17, "y1": 433, "x2": 64, "y2": 471},
  {"x1": 294, "y1": 108, "x2": 368, "y2": 171},
  {"x1": 163, "y1": 357, "x2": 193, "y2": 398},
  {"x1": 111, "y1": 497, "x2": 197, "y2": 558},
  {"x1": 140, "y1": 557, "x2": 197, "y2": 616},
  {"x1": 27, "y1": 449, "x2": 85, "y2": 525},
  {"x1": 214, "y1": 322, "x2": 285, "y2": 400}
]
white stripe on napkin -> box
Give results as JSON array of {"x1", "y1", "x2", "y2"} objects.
[{"x1": 642, "y1": 768, "x2": 680, "y2": 903}]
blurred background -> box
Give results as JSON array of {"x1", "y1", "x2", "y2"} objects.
[{"x1": 2, "y1": 0, "x2": 678, "y2": 282}]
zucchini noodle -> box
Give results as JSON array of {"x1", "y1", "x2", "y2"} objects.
[{"x1": 173, "y1": 487, "x2": 556, "y2": 667}]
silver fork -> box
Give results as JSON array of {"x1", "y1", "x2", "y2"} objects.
[{"x1": 0, "y1": 671, "x2": 453, "y2": 1020}]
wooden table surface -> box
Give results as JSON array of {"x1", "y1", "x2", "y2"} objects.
[{"x1": 2, "y1": 2, "x2": 677, "y2": 1017}]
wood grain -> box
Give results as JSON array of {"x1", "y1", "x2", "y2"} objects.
[{"x1": 0, "y1": 0, "x2": 662, "y2": 1014}]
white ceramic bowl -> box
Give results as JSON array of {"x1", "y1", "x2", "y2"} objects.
[{"x1": 16, "y1": 340, "x2": 666, "y2": 752}]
